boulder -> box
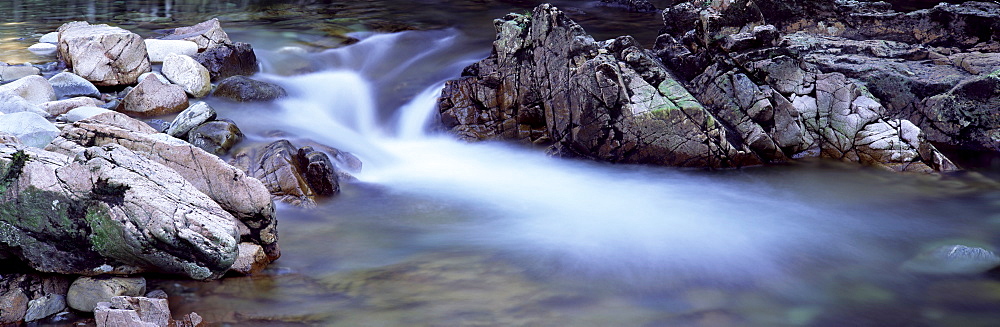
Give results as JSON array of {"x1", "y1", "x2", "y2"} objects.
[
  {"x1": 230, "y1": 140, "x2": 341, "y2": 207},
  {"x1": 162, "y1": 18, "x2": 231, "y2": 51},
  {"x1": 212, "y1": 75, "x2": 287, "y2": 102},
  {"x1": 57, "y1": 21, "x2": 151, "y2": 86},
  {"x1": 0, "y1": 92, "x2": 48, "y2": 117},
  {"x1": 230, "y1": 242, "x2": 269, "y2": 275},
  {"x1": 0, "y1": 64, "x2": 40, "y2": 83},
  {"x1": 162, "y1": 53, "x2": 212, "y2": 98},
  {"x1": 48, "y1": 71, "x2": 101, "y2": 99},
  {"x1": 24, "y1": 294, "x2": 66, "y2": 322},
  {"x1": 67, "y1": 276, "x2": 146, "y2": 312},
  {"x1": 0, "y1": 112, "x2": 60, "y2": 148},
  {"x1": 57, "y1": 106, "x2": 116, "y2": 123},
  {"x1": 187, "y1": 120, "x2": 243, "y2": 155},
  {"x1": 918, "y1": 73, "x2": 1000, "y2": 152},
  {"x1": 0, "y1": 75, "x2": 56, "y2": 104},
  {"x1": 144, "y1": 39, "x2": 199, "y2": 63},
  {"x1": 0, "y1": 274, "x2": 70, "y2": 325},
  {"x1": 53, "y1": 113, "x2": 278, "y2": 260},
  {"x1": 165, "y1": 101, "x2": 216, "y2": 138},
  {"x1": 94, "y1": 296, "x2": 170, "y2": 327},
  {"x1": 193, "y1": 41, "x2": 259, "y2": 81},
  {"x1": 39, "y1": 96, "x2": 106, "y2": 117},
  {"x1": 118, "y1": 74, "x2": 189, "y2": 117},
  {"x1": 138, "y1": 72, "x2": 170, "y2": 84},
  {"x1": 1, "y1": 143, "x2": 241, "y2": 279}
]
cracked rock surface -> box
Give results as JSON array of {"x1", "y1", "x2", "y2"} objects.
[{"x1": 57, "y1": 21, "x2": 151, "y2": 86}]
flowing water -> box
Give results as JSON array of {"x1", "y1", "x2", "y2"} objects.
[{"x1": 4, "y1": 1, "x2": 1000, "y2": 327}]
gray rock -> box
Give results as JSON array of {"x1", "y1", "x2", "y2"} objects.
[
  {"x1": 57, "y1": 106, "x2": 115, "y2": 122},
  {"x1": 144, "y1": 290, "x2": 168, "y2": 300},
  {"x1": 67, "y1": 276, "x2": 146, "y2": 312},
  {"x1": 902, "y1": 244, "x2": 1000, "y2": 275},
  {"x1": 165, "y1": 101, "x2": 216, "y2": 138},
  {"x1": 230, "y1": 242, "x2": 269, "y2": 275},
  {"x1": 162, "y1": 53, "x2": 212, "y2": 98},
  {"x1": 94, "y1": 296, "x2": 170, "y2": 327},
  {"x1": 0, "y1": 112, "x2": 60, "y2": 148},
  {"x1": 118, "y1": 73, "x2": 189, "y2": 117},
  {"x1": 24, "y1": 294, "x2": 66, "y2": 322},
  {"x1": 0, "y1": 92, "x2": 48, "y2": 117},
  {"x1": 57, "y1": 21, "x2": 151, "y2": 86},
  {"x1": 39, "y1": 31, "x2": 59, "y2": 43},
  {"x1": 48, "y1": 71, "x2": 100, "y2": 99},
  {"x1": 0, "y1": 65, "x2": 40, "y2": 83},
  {"x1": 27, "y1": 43, "x2": 57, "y2": 55},
  {"x1": 144, "y1": 39, "x2": 199, "y2": 63},
  {"x1": 919, "y1": 73, "x2": 1000, "y2": 152},
  {"x1": 0, "y1": 75, "x2": 56, "y2": 104},
  {"x1": 138, "y1": 72, "x2": 170, "y2": 84},
  {"x1": 192, "y1": 41, "x2": 259, "y2": 81},
  {"x1": 162, "y1": 18, "x2": 231, "y2": 51},
  {"x1": 187, "y1": 119, "x2": 243, "y2": 155},
  {"x1": 230, "y1": 140, "x2": 341, "y2": 208},
  {"x1": 0, "y1": 288, "x2": 28, "y2": 325},
  {"x1": 213, "y1": 75, "x2": 287, "y2": 102},
  {"x1": 39, "y1": 96, "x2": 105, "y2": 117},
  {"x1": 144, "y1": 119, "x2": 171, "y2": 133}
]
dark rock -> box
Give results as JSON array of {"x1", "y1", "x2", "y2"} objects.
[
  {"x1": 919, "y1": 73, "x2": 1000, "y2": 152},
  {"x1": 166, "y1": 101, "x2": 217, "y2": 138},
  {"x1": 598, "y1": 0, "x2": 657, "y2": 13},
  {"x1": 297, "y1": 146, "x2": 340, "y2": 196},
  {"x1": 144, "y1": 119, "x2": 171, "y2": 133},
  {"x1": 187, "y1": 120, "x2": 244, "y2": 155},
  {"x1": 0, "y1": 273, "x2": 70, "y2": 324},
  {"x1": 213, "y1": 76, "x2": 287, "y2": 102},
  {"x1": 902, "y1": 244, "x2": 1000, "y2": 275},
  {"x1": 161, "y1": 18, "x2": 231, "y2": 51},
  {"x1": 230, "y1": 140, "x2": 342, "y2": 207},
  {"x1": 193, "y1": 42, "x2": 259, "y2": 82},
  {"x1": 48, "y1": 72, "x2": 100, "y2": 99}
]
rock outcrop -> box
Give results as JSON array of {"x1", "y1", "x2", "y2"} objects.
[{"x1": 57, "y1": 22, "x2": 151, "y2": 86}]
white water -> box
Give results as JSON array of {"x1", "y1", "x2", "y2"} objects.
[{"x1": 245, "y1": 30, "x2": 943, "y2": 288}]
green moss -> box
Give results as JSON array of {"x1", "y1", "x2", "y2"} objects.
[{"x1": 85, "y1": 206, "x2": 125, "y2": 257}]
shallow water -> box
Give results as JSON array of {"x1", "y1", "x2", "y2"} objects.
[{"x1": 4, "y1": 1, "x2": 1000, "y2": 327}]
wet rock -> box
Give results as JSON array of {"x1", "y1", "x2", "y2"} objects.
[
  {"x1": 212, "y1": 76, "x2": 287, "y2": 102},
  {"x1": 919, "y1": 73, "x2": 1000, "y2": 152},
  {"x1": 230, "y1": 242, "x2": 269, "y2": 275},
  {"x1": 94, "y1": 296, "x2": 170, "y2": 327},
  {"x1": 0, "y1": 143, "x2": 240, "y2": 279},
  {"x1": 187, "y1": 120, "x2": 243, "y2": 155},
  {"x1": 48, "y1": 71, "x2": 100, "y2": 99},
  {"x1": 144, "y1": 39, "x2": 199, "y2": 63},
  {"x1": 0, "y1": 64, "x2": 40, "y2": 83},
  {"x1": 162, "y1": 18, "x2": 231, "y2": 51},
  {"x1": 54, "y1": 113, "x2": 278, "y2": 261},
  {"x1": 144, "y1": 119, "x2": 171, "y2": 133},
  {"x1": 0, "y1": 112, "x2": 60, "y2": 148},
  {"x1": 297, "y1": 146, "x2": 340, "y2": 196},
  {"x1": 57, "y1": 21, "x2": 151, "y2": 86},
  {"x1": 0, "y1": 75, "x2": 56, "y2": 104},
  {"x1": 24, "y1": 294, "x2": 66, "y2": 322},
  {"x1": 230, "y1": 140, "x2": 342, "y2": 207},
  {"x1": 902, "y1": 244, "x2": 1000, "y2": 275},
  {"x1": 165, "y1": 101, "x2": 216, "y2": 138},
  {"x1": 118, "y1": 73, "x2": 189, "y2": 117},
  {"x1": 162, "y1": 54, "x2": 212, "y2": 98},
  {"x1": 193, "y1": 42, "x2": 259, "y2": 81},
  {"x1": 0, "y1": 92, "x2": 48, "y2": 117},
  {"x1": 57, "y1": 106, "x2": 115, "y2": 123},
  {"x1": 67, "y1": 276, "x2": 146, "y2": 312},
  {"x1": 145, "y1": 290, "x2": 168, "y2": 300},
  {"x1": 0, "y1": 287, "x2": 29, "y2": 324},
  {"x1": 39, "y1": 96, "x2": 105, "y2": 117},
  {"x1": 0, "y1": 274, "x2": 70, "y2": 325},
  {"x1": 598, "y1": 0, "x2": 657, "y2": 13}
]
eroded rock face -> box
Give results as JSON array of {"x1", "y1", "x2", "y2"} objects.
[
  {"x1": 57, "y1": 22, "x2": 151, "y2": 86},
  {"x1": 439, "y1": 4, "x2": 758, "y2": 167},
  {"x1": 230, "y1": 140, "x2": 341, "y2": 208}
]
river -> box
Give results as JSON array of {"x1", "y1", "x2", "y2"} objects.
[{"x1": 3, "y1": 1, "x2": 1000, "y2": 326}]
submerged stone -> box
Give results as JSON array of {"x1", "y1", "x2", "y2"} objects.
[{"x1": 902, "y1": 244, "x2": 1000, "y2": 275}]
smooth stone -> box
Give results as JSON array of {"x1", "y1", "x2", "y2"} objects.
[
  {"x1": 212, "y1": 75, "x2": 287, "y2": 102},
  {"x1": 230, "y1": 242, "x2": 269, "y2": 275},
  {"x1": 39, "y1": 96, "x2": 105, "y2": 116},
  {"x1": 162, "y1": 53, "x2": 212, "y2": 98},
  {"x1": 144, "y1": 39, "x2": 199, "y2": 63},
  {"x1": 39, "y1": 31, "x2": 59, "y2": 43},
  {"x1": 0, "y1": 75, "x2": 56, "y2": 104},
  {"x1": 27, "y1": 43, "x2": 57, "y2": 54},
  {"x1": 0, "y1": 92, "x2": 49, "y2": 117},
  {"x1": 48, "y1": 71, "x2": 100, "y2": 99},
  {"x1": 119, "y1": 73, "x2": 189, "y2": 117},
  {"x1": 0, "y1": 112, "x2": 60, "y2": 148},
  {"x1": 0, "y1": 65, "x2": 41, "y2": 82},
  {"x1": 166, "y1": 101, "x2": 216, "y2": 138},
  {"x1": 138, "y1": 72, "x2": 170, "y2": 84},
  {"x1": 67, "y1": 276, "x2": 146, "y2": 312},
  {"x1": 902, "y1": 244, "x2": 1000, "y2": 275},
  {"x1": 57, "y1": 106, "x2": 115, "y2": 122},
  {"x1": 187, "y1": 120, "x2": 243, "y2": 155},
  {"x1": 162, "y1": 18, "x2": 231, "y2": 51},
  {"x1": 57, "y1": 22, "x2": 150, "y2": 86},
  {"x1": 24, "y1": 294, "x2": 66, "y2": 322}
]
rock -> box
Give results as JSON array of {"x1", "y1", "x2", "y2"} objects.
[
  {"x1": 212, "y1": 76, "x2": 287, "y2": 102},
  {"x1": 67, "y1": 276, "x2": 146, "y2": 312},
  {"x1": 193, "y1": 42, "x2": 259, "y2": 81},
  {"x1": 162, "y1": 18, "x2": 231, "y2": 51},
  {"x1": 176, "y1": 312, "x2": 204, "y2": 327},
  {"x1": 919, "y1": 73, "x2": 1000, "y2": 152},
  {"x1": 0, "y1": 75, "x2": 56, "y2": 104},
  {"x1": 0, "y1": 112, "x2": 60, "y2": 148},
  {"x1": 138, "y1": 72, "x2": 171, "y2": 84},
  {"x1": 57, "y1": 106, "x2": 115, "y2": 122},
  {"x1": 27, "y1": 43, "x2": 58, "y2": 54},
  {"x1": 230, "y1": 140, "x2": 341, "y2": 207},
  {"x1": 230, "y1": 242, "x2": 269, "y2": 275},
  {"x1": 24, "y1": 294, "x2": 66, "y2": 322},
  {"x1": 53, "y1": 113, "x2": 278, "y2": 261},
  {"x1": 438, "y1": 4, "x2": 758, "y2": 167},
  {"x1": 49, "y1": 72, "x2": 100, "y2": 99},
  {"x1": 162, "y1": 54, "x2": 212, "y2": 98},
  {"x1": 902, "y1": 244, "x2": 1000, "y2": 275},
  {"x1": 118, "y1": 73, "x2": 189, "y2": 117},
  {"x1": 57, "y1": 21, "x2": 151, "y2": 86},
  {"x1": 187, "y1": 120, "x2": 243, "y2": 155},
  {"x1": 0, "y1": 64, "x2": 40, "y2": 82},
  {"x1": 0, "y1": 288, "x2": 28, "y2": 325},
  {"x1": 94, "y1": 296, "x2": 170, "y2": 327},
  {"x1": 144, "y1": 119, "x2": 171, "y2": 133},
  {"x1": 145, "y1": 290, "x2": 168, "y2": 300},
  {"x1": 39, "y1": 96, "x2": 106, "y2": 117},
  {"x1": 39, "y1": 31, "x2": 59, "y2": 43},
  {"x1": 144, "y1": 39, "x2": 199, "y2": 63},
  {"x1": 598, "y1": 0, "x2": 657, "y2": 12},
  {"x1": 0, "y1": 92, "x2": 48, "y2": 117},
  {"x1": 165, "y1": 101, "x2": 216, "y2": 138}
]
